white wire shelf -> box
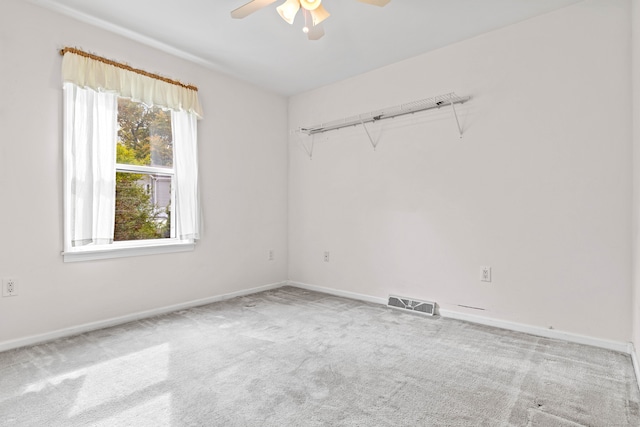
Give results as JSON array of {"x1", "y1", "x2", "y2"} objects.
[{"x1": 297, "y1": 92, "x2": 470, "y2": 136}]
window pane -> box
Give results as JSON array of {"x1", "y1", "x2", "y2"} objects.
[
  {"x1": 117, "y1": 98, "x2": 173, "y2": 168},
  {"x1": 115, "y1": 171, "x2": 172, "y2": 241}
]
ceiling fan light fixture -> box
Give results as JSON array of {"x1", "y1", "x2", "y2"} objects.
[
  {"x1": 309, "y1": 4, "x2": 330, "y2": 26},
  {"x1": 231, "y1": 0, "x2": 390, "y2": 41},
  {"x1": 276, "y1": 0, "x2": 300, "y2": 24},
  {"x1": 299, "y1": 0, "x2": 321, "y2": 11}
]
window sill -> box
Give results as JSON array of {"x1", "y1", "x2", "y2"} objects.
[{"x1": 62, "y1": 239, "x2": 195, "y2": 262}]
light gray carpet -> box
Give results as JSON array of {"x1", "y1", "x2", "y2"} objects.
[{"x1": 0, "y1": 286, "x2": 638, "y2": 426}]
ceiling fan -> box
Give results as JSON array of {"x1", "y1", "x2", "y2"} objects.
[{"x1": 231, "y1": 0, "x2": 391, "y2": 40}]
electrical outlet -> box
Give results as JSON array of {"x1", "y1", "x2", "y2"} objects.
[
  {"x1": 480, "y1": 266, "x2": 491, "y2": 282},
  {"x1": 2, "y1": 278, "x2": 18, "y2": 297},
  {"x1": 324, "y1": 251, "x2": 330, "y2": 262},
  {"x1": 268, "y1": 249, "x2": 274, "y2": 261}
]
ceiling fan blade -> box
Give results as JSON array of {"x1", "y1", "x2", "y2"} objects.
[
  {"x1": 307, "y1": 23, "x2": 325, "y2": 40},
  {"x1": 231, "y1": 0, "x2": 279, "y2": 19},
  {"x1": 310, "y1": 4, "x2": 330, "y2": 26},
  {"x1": 356, "y1": 0, "x2": 390, "y2": 6}
]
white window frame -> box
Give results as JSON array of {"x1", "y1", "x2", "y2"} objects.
[
  {"x1": 61, "y1": 50, "x2": 201, "y2": 262},
  {"x1": 79, "y1": 159, "x2": 194, "y2": 261},
  {"x1": 63, "y1": 160, "x2": 195, "y2": 263}
]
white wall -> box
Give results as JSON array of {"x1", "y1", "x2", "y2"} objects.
[
  {"x1": 633, "y1": 0, "x2": 640, "y2": 350},
  {"x1": 289, "y1": 1, "x2": 632, "y2": 342},
  {"x1": 1, "y1": 0, "x2": 634, "y2": 348},
  {"x1": 0, "y1": 0, "x2": 289, "y2": 344}
]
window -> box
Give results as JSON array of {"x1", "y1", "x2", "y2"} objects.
[
  {"x1": 115, "y1": 98, "x2": 174, "y2": 241},
  {"x1": 61, "y1": 48, "x2": 202, "y2": 262}
]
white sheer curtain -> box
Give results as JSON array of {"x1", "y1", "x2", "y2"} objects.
[
  {"x1": 172, "y1": 110, "x2": 201, "y2": 240},
  {"x1": 63, "y1": 82, "x2": 118, "y2": 248}
]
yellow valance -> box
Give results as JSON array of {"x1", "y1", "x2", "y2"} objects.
[{"x1": 61, "y1": 47, "x2": 203, "y2": 118}]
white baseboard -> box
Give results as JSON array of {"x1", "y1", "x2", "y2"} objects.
[
  {"x1": 630, "y1": 343, "x2": 640, "y2": 393},
  {"x1": 288, "y1": 281, "x2": 632, "y2": 355},
  {"x1": 0, "y1": 281, "x2": 286, "y2": 353},
  {"x1": 287, "y1": 281, "x2": 387, "y2": 305},
  {"x1": 2, "y1": 278, "x2": 636, "y2": 372},
  {"x1": 438, "y1": 308, "x2": 630, "y2": 354}
]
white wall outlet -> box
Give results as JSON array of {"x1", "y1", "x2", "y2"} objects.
[
  {"x1": 324, "y1": 251, "x2": 330, "y2": 262},
  {"x1": 268, "y1": 249, "x2": 274, "y2": 261},
  {"x1": 480, "y1": 266, "x2": 491, "y2": 282},
  {"x1": 2, "y1": 278, "x2": 19, "y2": 297}
]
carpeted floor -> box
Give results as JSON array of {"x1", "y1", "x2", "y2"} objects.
[{"x1": 0, "y1": 286, "x2": 638, "y2": 426}]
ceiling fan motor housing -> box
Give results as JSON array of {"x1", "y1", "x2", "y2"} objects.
[{"x1": 300, "y1": 0, "x2": 321, "y2": 11}]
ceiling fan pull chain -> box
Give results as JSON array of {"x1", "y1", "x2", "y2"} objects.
[{"x1": 303, "y1": 9, "x2": 310, "y2": 33}]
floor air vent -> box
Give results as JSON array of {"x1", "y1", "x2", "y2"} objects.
[{"x1": 388, "y1": 295, "x2": 436, "y2": 316}]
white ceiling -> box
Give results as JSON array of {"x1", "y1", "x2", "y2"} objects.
[{"x1": 31, "y1": 0, "x2": 581, "y2": 96}]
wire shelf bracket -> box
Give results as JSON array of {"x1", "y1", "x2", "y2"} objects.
[
  {"x1": 360, "y1": 119, "x2": 381, "y2": 151},
  {"x1": 296, "y1": 92, "x2": 470, "y2": 141},
  {"x1": 296, "y1": 132, "x2": 316, "y2": 159}
]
